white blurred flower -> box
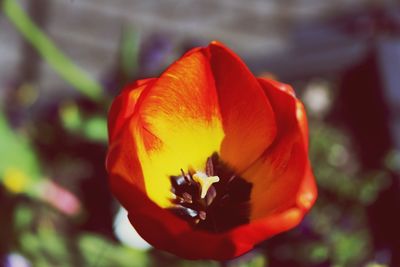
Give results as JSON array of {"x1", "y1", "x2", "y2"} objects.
[
  {"x1": 302, "y1": 80, "x2": 332, "y2": 117},
  {"x1": 385, "y1": 149, "x2": 400, "y2": 173},
  {"x1": 113, "y1": 207, "x2": 151, "y2": 250},
  {"x1": 4, "y1": 253, "x2": 31, "y2": 267}
]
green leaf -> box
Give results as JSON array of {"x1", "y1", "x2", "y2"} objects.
[
  {"x1": 79, "y1": 233, "x2": 149, "y2": 267},
  {"x1": 0, "y1": 113, "x2": 41, "y2": 193},
  {"x1": 20, "y1": 227, "x2": 70, "y2": 267},
  {"x1": 82, "y1": 116, "x2": 108, "y2": 143},
  {"x1": 59, "y1": 101, "x2": 82, "y2": 132},
  {"x1": 14, "y1": 205, "x2": 34, "y2": 230},
  {"x1": 310, "y1": 244, "x2": 329, "y2": 263}
]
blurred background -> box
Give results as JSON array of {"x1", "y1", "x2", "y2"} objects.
[{"x1": 1, "y1": 0, "x2": 400, "y2": 266}]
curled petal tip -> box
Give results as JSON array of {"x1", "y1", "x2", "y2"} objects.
[
  {"x1": 210, "y1": 40, "x2": 223, "y2": 46},
  {"x1": 298, "y1": 191, "x2": 316, "y2": 210}
]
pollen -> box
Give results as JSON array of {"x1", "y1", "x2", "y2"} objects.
[{"x1": 192, "y1": 172, "x2": 220, "y2": 198}]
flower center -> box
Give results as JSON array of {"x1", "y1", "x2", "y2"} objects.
[{"x1": 168, "y1": 153, "x2": 252, "y2": 232}]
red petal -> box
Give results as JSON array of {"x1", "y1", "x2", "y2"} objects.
[
  {"x1": 204, "y1": 42, "x2": 277, "y2": 172},
  {"x1": 127, "y1": 48, "x2": 225, "y2": 207},
  {"x1": 115, "y1": 172, "x2": 309, "y2": 260},
  {"x1": 245, "y1": 141, "x2": 307, "y2": 219},
  {"x1": 135, "y1": 48, "x2": 221, "y2": 131},
  {"x1": 110, "y1": 173, "x2": 235, "y2": 260},
  {"x1": 296, "y1": 161, "x2": 317, "y2": 211},
  {"x1": 241, "y1": 78, "x2": 316, "y2": 220},
  {"x1": 260, "y1": 77, "x2": 309, "y2": 149},
  {"x1": 108, "y1": 78, "x2": 155, "y2": 142},
  {"x1": 107, "y1": 79, "x2": 156, "y2": 193}
]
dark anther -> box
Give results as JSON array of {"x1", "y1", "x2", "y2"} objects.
[
  {"x1": 199, "y1": 211, "x2": 207, "y2": 221},
  {"x1": 181, "y1": 168, "x2": 191, "y2": 184},
  {"x1": 182, "y1": 192, "x2": 193, "y2": 203},
  {"x1": 205, "y1": 186, "x2": 217, "y2": 206},
  {"x1": 227, "y1": 175, "x2": 236, "y2": 184},
  {"x1": 170, "y1": 205, "x2": 198, "y2": 219},
  {"x1": 168, "y1": 153, "x2": 252, "y2": 233}
]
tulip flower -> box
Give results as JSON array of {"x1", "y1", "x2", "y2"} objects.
[{"x1": 106, "y1": 41, "x2": 317, "y2": 260}]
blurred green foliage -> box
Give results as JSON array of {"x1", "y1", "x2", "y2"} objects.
[
  {"x1": 59, "y1": 101, "x2": 108, "y2": 143},
  {"x1": 79, "y1": 234, "x2": 148, "y2": 267},
  {"x1": 0, "y1": 113, "x2": 41, "y2": 194}
]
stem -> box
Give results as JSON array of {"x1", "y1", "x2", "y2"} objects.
[{"x1": 2, "y1": 0, "x2": 104, "y2": 101}]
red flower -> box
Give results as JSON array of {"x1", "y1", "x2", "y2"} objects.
[{"x1": 106, "y1": 41, "x2": 317, "y2": 260}]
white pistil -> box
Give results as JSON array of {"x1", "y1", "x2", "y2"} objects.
[{"x1": 192, "y1": 171, "x2": 220, "y2": 198}]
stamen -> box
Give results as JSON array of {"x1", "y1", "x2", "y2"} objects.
[
  {"x1": 198, "y1": 211, "x2": 207, "y2": 221},
  {"x1": 168, "y1": 153, "x2": 252, "y2": 232},
  {"x1": 182, "y1": 192, "x2": 193, "y2": 203},
  {"x1": 192, "y1": 172, "x2": 220, "y2": 198},
  {"x1": 205, "y1": 186, "x2": 217, "y2": 206},
  {"x1": 227, "y1": 175, "x2": 236, "y2": 184},
  {"x1": 180, "y1": 168, "x2": 191, "y2": 184}
]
